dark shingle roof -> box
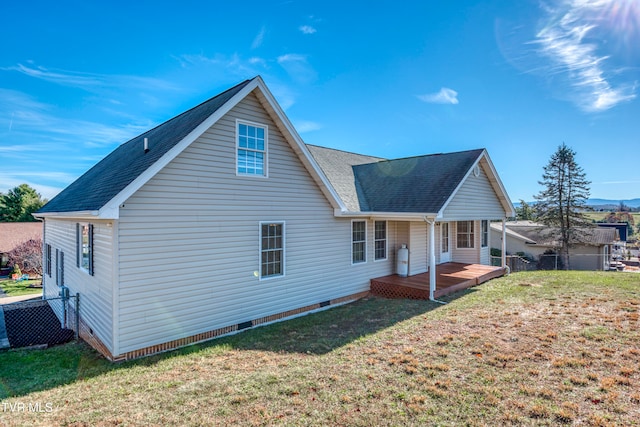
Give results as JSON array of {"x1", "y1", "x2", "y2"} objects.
[
  {"x1": 308, "y1": 145, "x2": 484, "y2": 214},
  {"x1": 306, "y1": 145, "x2": 385, "y2": 211},
  {"x1": 353, "y1": 149, "x2": 484, "y2": 213},
  {"x1": 37, "y1": 79, "x2": 253, "y2": 213}
]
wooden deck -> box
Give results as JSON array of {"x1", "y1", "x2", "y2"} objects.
[{"x1": 370, "y1": 262, "x2": 505, "y2": 300}]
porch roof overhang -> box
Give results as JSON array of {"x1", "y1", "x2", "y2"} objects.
[
  {"x1": 334, "y1": 209, "x2": 438, "y2": 221},
  {"x1": 334, "y1": 209, "x2": 508, "y2": 222}
]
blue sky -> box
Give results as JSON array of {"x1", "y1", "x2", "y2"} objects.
[{"x1": 1, "y1": 0, "x2": 639, "y2": 203}]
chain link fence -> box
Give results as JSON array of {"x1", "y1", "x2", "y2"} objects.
[
  {"x1": 0, "y1": 293, "x2": 79, "y2": 350},
  {"x1": 491, "y1": 253, "x2": 638, "y2": 273}
]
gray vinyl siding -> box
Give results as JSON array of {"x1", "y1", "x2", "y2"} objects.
[
  {"x1": 116, "y1": 93, "x2": 394, "y2": 354},
  {"x1": 408, "y1": 222, "x2": 428, "y2": 275},
  {"x1": 451, "y1": 220, "x2": 481, "y2": 264},
  {"x1": 568, "y1": 245, "x2": 601, "y2": 271},
  {"x1": 442, "y1": 163, "x2": 506, "y2": 221},
  {"x1": 489, "y1": 228, "x2": 546, "y2": 259},
  {"x1": 42, "y1": 218, "x2": 114, "y2": 351},
  {"x1": 480, "y1": 245, "x2": 490, "y2": 265}
]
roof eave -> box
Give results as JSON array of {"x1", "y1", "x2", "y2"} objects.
[
  {"x1": 33, "y1": 210, "x2": 102, "y2": 220},
  {"x1": 334, "y1": 209, "x2": 438, "y2": 220}
]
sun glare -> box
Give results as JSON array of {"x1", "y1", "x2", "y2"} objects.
[{"x1": 595, "y1": 0, "x2": 640, "y2": 50}]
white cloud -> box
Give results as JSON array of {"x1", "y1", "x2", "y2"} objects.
[
  {"x1": 251, "y1": 26, "x2": 267, "y2": 49},
  {"x1": 0, "y1": 91, "x2": 146, "y2": 147},
  {"x1": 417, "y1": 88, "x2": 459, "y2": 105},
  {"x1": 277, "y1": 53, "x2": 307, "y2": 63},
  {"x1": 294, "y1": 120, "x2": 322, "y2": 133},
  {"x1": 533, "y1": 0, "x2": 637, "y2": 112},
  {"x1": 175, "y1": 53, "x2": 267, "y2": 80},
  {"x1": 277, "y1": 54, "x2": 317, "y2": 84},
  {"x1": 299, "y1": 25, "x2": 317, "y2": 34},
  {"x1": 4, "y1": 63, "x2": 179, "y2": 93}
]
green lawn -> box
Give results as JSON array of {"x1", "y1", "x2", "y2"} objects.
[
  {"x1": 1, "y1": 271, "x2": 639, "y2": 426},
  {"x1": 584, "y1": 211, "x2": 640, "y2": 224},
  {"x1": 0, "y1": 278, "x2": 43, "y2": 297}
]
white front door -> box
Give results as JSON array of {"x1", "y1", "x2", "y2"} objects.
[{"x1": 440, "y1": 222, "x2": 451, "y2": 263}]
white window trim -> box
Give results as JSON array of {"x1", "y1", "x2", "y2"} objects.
[
  {"x1": 456, "y1": 220, "x2": 475, "y2": 250},
  {"x1": 55, "y1": 249, "x2": 64, "y2": 287},
  {"x1": 374, "y1": 220, "x2": 387, "y2": 262},
  {"x1": 236, "y1": 119, "x2": 268, "y2": 178},
  {"x1": 45, "y1": 243, "x2": 52, "y2": 277},
  {"x1": 351, "y1": 220, "x2": 367, "y2": 265},
  {"x1": 77, "y1": 223, "x2": 93, "y2": 275},
  {"x1": 259, "y1": 221, "x2": 285, "y2": 280}
]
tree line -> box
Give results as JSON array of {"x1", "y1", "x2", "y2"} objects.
[{"x1": 0, "y1": 184, "x2": 47, "y2": 222}]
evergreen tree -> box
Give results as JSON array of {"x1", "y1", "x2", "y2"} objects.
[
  {"x1": 534, "y1": 143, "x2": 591, "y2": 269},
  {"x1": 515, "y1": 199, "x2": 537, "y2": 221},
  {"x1": 0, "y1": 184, "x2": 47, "y2": 222}
]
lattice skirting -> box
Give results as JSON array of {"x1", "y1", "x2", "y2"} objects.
[{"x1": 370, "y1": 280, "x2": 429, "y2": 300}]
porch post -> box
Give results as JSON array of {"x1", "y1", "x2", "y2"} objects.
[
  {"x1": 501, "y1": 218, "x2": 507, "y2": 269},
  {"x1": 428, "y1": 220, "x2": 436, "y2": 300}
]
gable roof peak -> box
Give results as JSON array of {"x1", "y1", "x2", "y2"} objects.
[{"x1": 36, "y1": 78, "x2": 256, "y2": 216}]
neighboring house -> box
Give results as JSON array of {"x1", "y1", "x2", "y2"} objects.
[
  {"x1": 0, "y1": 222, "x2": 42, "y2": 276},
  {"x1": 596, "y1": 223, "x2": 627, "y2": 258},
  {"x1": 490, "y1": 221, "x2": 616, "y2": 271},
  {"x1": 596, "y1": 223, "x2": 627, "y2": 243},
  {"x1": 35, "y1": 77, "x2": 514, "y2": 361}
]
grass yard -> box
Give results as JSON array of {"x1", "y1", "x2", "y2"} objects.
[
  {"x1": 0, "y1": 279, "x2": 43, "y2": 297},
  {"x1": 1, "y1": 271, "x2": 639, "y2": 426},
  {"x1": 584, "y1": 211, "x2": 640, "y2": 225}
]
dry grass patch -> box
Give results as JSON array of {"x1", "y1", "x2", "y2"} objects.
[{"x1": 1, "y1": 271, "x2": 639, "y2": 426}]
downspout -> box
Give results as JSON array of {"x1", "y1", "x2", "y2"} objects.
[
  {"x1": 424, "y1": 217, "x2": 446, "y2": 304},
  {"x1": 41, "y1": 218, "x2": 46, "y2": 299}
]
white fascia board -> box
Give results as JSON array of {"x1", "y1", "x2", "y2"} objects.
[
  {"x1": 98, "y1": 79, "x2": 261, "y2": 220},
  {"x1": 33, "y1": 210, "x2": 101, "y2": 220},
  {"x1": 253, "y1": 77, "x2": 346, "y2": 212},
  {"x1": 334, "y1": 209, "x2": 438, "y2": 221}
]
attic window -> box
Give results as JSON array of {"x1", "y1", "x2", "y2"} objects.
[{"x1": 237, "y1": 121, "x2": 267, "y2": 176}]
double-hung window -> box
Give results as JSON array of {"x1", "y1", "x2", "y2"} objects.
[
  {"x1": 237, "y1": 121, "x2": 267, "y2": 176},
  {"x1": 481, "y1": 220, "x2": 489, "y2": 248},
  {"x1": 456, "y1": 221, "x2": 475, "y2": 249},
  {"x1": 352, "y1": 221, "x2": 366, "y2": 264},
  {"x1": 77, "y1": 223, "x2": 94, "y2": 275},
  {"x1": 374, "y1": 221, "x2": 387, "y2": 261},
  {"x1": 260, "y1": 222, "x2": 284, "y2": 278}
]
